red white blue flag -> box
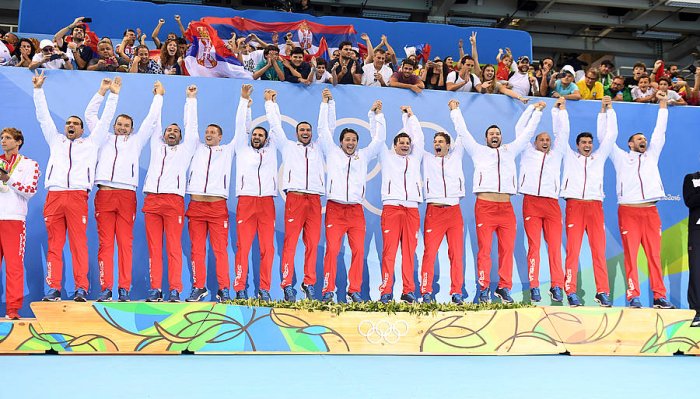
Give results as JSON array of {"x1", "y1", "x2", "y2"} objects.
[{"x1": 184, "y1": 21, "x2": 252, "y2": 79}]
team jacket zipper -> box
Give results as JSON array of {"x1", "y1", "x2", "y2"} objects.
[
  {"x1": 203, "y1": 147, "x2": 212, "y2": 193},
  {"x1": 537, "y1": 151, "x2": 547, "y2": 196}
]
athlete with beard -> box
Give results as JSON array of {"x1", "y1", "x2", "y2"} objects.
[
  {"x1": 184, "y1": 86, "x2": 243, "y2": 303},
  {"x1": 85, "y1": 78, "x2": 164, "y2": 302},
  {"x1": 597, "y1": 92, "x2": 673, "y2": 309},
  {"x1": 517, "y1": 97, "x2": 568, "y2": 304},
  {"x1": 560, "y1": 96, "x2": 618, "y2": 307},
  {"x1": 142, "y1": 85, "x2": 199, "y2": 302},
  {"x1": 33, "y1": 72, "x2": 116, "y2": 301},
  {"x1": 450, "y1": 101, "x2": 545, "y2": 304},
  {"x1": 232, "y1": 86, "x2": 279, "y2": 301},
  {"x1": 266, "y1": 90, "x2": 325, "y2": 302},
  {"x1": 418, "y1": 99, "x2": 468, "y2": 304},
  {"x1": 317, "y1": 89, "x2": 385, "y2": 303},
  {"x1": 508, "y1": 56, "x2": 538, "y2": 98}
]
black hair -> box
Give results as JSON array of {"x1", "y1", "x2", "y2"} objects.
[
  {"x1": 123, "y1": 29, "x2": 136, "y2": 36},
  {"x1": 484, "y1": 124, "x2": 500, "y2": 137},
  {"x1": 67, "y1": 115, "x2": 84, "y2": 128},
  {"x1": 12, "y1": 38, "x2": 36, "y2": 60},
  {"x1": 339, "y1": 128, "x2": 358, "y2": 142},
  {"x1": 393, "y1": 132, "x2": 411, "y2": 146},
  {"x1": 434, "y1": 132, "x2": 451, "y2": 145},
  {"x1": 576, "y1": 132, "x2": 593, "y2": 145},
  {"x1": 600, "y1": 59, "x2": 614, "y2": 68},
  {"x1": 316, "y1": 58, "x2": 327, "y2": 67},
  {"x1": 402, "y1": 58, "x2": 417, "y2": 68},
  {"x1": 114, "y1": 114, "x2": 134, "y2": 128},
  {"x1": 290, "y1": 46, "x2": 304, "y2": 56},
  {"x1": 263, "y1": 44, "x2": 279, "y2": 57},
  {"x1": 208, "y1": 124, "x2": 223, "y2": 135},
  {"x1": 627, "y1": 133, "x2": 644, "y2": 143},
  {"x1": 252, "y1": 126, "x2": 268, "y2": 140},
  {"x1": 338, "y1": 40, "x2": 352, "y2": 50},
  {"x1": 296, "y1": 121, "x2": 312, "y2": 132},
  {"x1": 461, "y1": 55, "x2": 474, "y2": 64}
]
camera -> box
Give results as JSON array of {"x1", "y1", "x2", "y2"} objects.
[{"x1": 49, "y1": 54, "x2": 62, "y2": 61}]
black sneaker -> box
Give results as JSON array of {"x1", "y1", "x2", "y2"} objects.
[
  {"x1": 117, "y1": 288, "x2": 130, "y2": 302},
  {"x1": 691, "y1": 313, "x2": 700, "y2": 328},
  {"x1": 301, "y1": 283, "x2": 316, "y2": 300},
  {"x1": 400, "y1": 292, "x2": 416, "y2": 303},
  {"x1": 97, "y1": 289, "x2": 113, "y2": 302},
  {"x1": 283, "y1": 285, "x2": 297, "y2": 302},
  {"x1": 146, "y1": 289, "x2": 163, "y2": 302},
  {"x1": 653, "y1": 297, "x2": 674, "y2": 309},
  {"x1": 494, "y1": 287, "x2": 514, "y2": 304},
  {"x1": 73, "y1": 288, "x2": 88, "y2": 302},
  {"x1": 186, "y1": 287, "x2": 208, "y2": 302},
  {"x1": 217, "y1": 288, "x2": 232, "y2": 302},
  {"x1": 168, "y1": 289, "x2": 180, "y2": 302},
  {"x1": 42, "y1": 288, "x2": 61, "y2": 302}
]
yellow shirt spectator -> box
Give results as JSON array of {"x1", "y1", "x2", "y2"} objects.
[{"x1": 577, "y1": 79, "x2": 604, "y2": 100}]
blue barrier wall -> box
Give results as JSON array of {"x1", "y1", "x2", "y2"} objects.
[
  {"x1": 0, "y1": 67, "x2": 695, "y2": 316},
  {"x1": 18, "y1": 0, "x2": 532, "y2": 64}
]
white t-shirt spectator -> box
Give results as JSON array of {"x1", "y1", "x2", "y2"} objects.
[
  {"x1": 664, "y1": 90, "x2": 682, "y2": 103},
  {"x1": 509, "y1": 72, "x2": 533, "y2": 97},
  {"x1": 242, "y1": 50, "x2": 264, "y2": 74},
  {"x1": 312, "y1": 70, "x2": 333, "y2": 84},
  {"x1": 631, "y1": 86, "x2": 655, "y2": 100},
  {"x1": 361, "y1": 63, "x2": 393, "y2": 87},
  {"x1": 446, "y1": 70, "x2": 481, "y2": 92},
  {"x1": 31, "y1": 53, "x2": 68, "y2": 69}
]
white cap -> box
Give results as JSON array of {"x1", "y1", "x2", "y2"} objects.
[
  {"x1": 39, "y1": 39, "x2": 54, "y2": 49},
  {"x1": 561, "y1": 65, "x2": 575, "y2": 76}
]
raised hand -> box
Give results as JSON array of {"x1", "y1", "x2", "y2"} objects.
[
  {"x1": 400, "y1": 105, "x2": 414, "y2": 117},
  {"x1": 555, "y1": 97, "x2": 566, "y2": 109},
  {"x1": 371, "y1": 100, "x2": 383, "y2": 113},
  {"x1": 321, "y1": 88, "x2": 332, "y2": 102},
  {"x1": 241, "y1": 83, "x2": 253, "y2": 100},
  {"x1": 98, "y1": 77, "x2": 112, "y2": 95},
  {"x1": 458, "y1": 38, "x2": 463, "y2": 48},
  {"x1": 448, "y1": 99, "x2": 459, "y2": 110},
  {"x1": 186, "y1": 84, "x2": 197, "y2": 98},
  {"x1": 533, "y1": 101, "x2": 546, "y2": 110},
  {"x1": 109, "y1": 76, "x2": 122, "y2": 94},
  {"x1": 153, "y1": 80, "x2": 165, "y2": 96},
  {"x1": 174, "y1": 15, "x2": 181, "y2": 22},
  {"x1": 32, "y1": 70, "x2": 46, "y2": 88},
  {"x1": 158, "y1": 18, "x2": 165, "y2": 24},
  {"x1": 470, "y1": 31, "x2": 477, "y2": 45},
  {"x1": 264, "y1": 89, "x2": 277, "y2": 102},
  {"x1": 360, "y1": 33, "x2": 369, "y2": 41},
  {"x1": 601, "y1": 95, "x2": 612, "y2": 109}
]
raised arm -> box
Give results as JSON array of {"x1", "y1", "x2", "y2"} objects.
[
  {"x1": 151, "y1": 18, "x2": 165, "y2": 49},
  {"x1": 514, "y1": 104, "x2": 536, "y2": 138},
  {"x1": 84, "y1": 78, "x2": 113, "y2": 133},
  {"x1": 317, "y1": 89, "x2": 335, "y2": 154},
  {"x1": 401, "y1": 106, "x2": 424, "y2": 154},
  {"x1": 89, "y1": 77, "x2": 121, "y2": 147},
  {"x1": 232, "y1": 84, "x2": 253, "y2": 149},
  {"x1": 550, "y1": 97, "x2": 570, "y2": 154},
  {"x1": 648, "y1": 91, "x2": 669, "y2": 156},
  {"x1": 31, "y1": 71, "x2": 60, "y2": 146},
  {"x1": 360, "y1": 33, "x2": 374, "y2": 64},
  {"x1": 364, "y1": 100, "x2": 386, "y2": 160},
  {"x1": 510, "y1": 102, "x2": 545, "y2": 153},
  {"x1": 595, "y1": 98, "x2": 619, "y2": 158},
  {"x1": 54, "y1": 17, "x2": 84, "y2": 49},
  {"x1": 469, "y1": 32, "x2": 481, "y2": 76},
  {"x1": 135, "y1": 81, "x2": 165, "y2": 150},
  {"x1": 264, "y1": 89, "x2": 291, "y2": 150},
  {"x1": 174, "y1": 15, "x2": 187, "y2": 39},
  {"x1": 449, "y1": 100, "x2": 479, "y2": 155},
  {"x1": 182, "y1": 84, "x2": 200, "y2": 153}
]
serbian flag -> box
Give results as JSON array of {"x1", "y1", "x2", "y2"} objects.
[
  {"x1": 0, "y1": 40, "x2": 11, "y2": 65},
  {"x1": 202, "y1": 16, "x2": 356, "y2": 59},
  {"x1": 404, "y1": 43, "x2": 431, "y2": 63},
  {"x1": 184, "y1": 21, "x2": 252, "y2": 79}
]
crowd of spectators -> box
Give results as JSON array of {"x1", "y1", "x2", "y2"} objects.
[{"x1": 2, "y1": 15, "x2": 700, "y2": 106}]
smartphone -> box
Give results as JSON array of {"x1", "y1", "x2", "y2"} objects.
[
  {"x1": 82, "y1": 17, "x2": 92, "y2": 23},
  {"x1": 50, "y1": 54, "x2": 62, "y2": 61}
]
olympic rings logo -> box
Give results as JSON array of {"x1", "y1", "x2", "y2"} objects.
[{"x1": 357, "y1": 319, "x2": 409, "y2": 345}]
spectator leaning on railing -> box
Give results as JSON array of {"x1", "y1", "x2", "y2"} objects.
[
  {"x1": 599, "y1": 60, "x2": 614, "y2": 88},
  {"x1": 282, "y1": 47, "x2": 312, "y2": 84},
  {"x1": 389, "y1": 58, "x2": 424, "y2": 93},
  {"x1": 577, "y1": 67, "x2": 604, "y2": 100},
  {"x1": 8, "y1": 38, "x2": 36, "y2": 67},
  {"x1": 54, "y1": 17, "x2": 94, "y2": 70},
  {"x1": 632, "y1": 74, "x2": 655, "y2": 103},
  {"x1": 361, "y1": 48, "x2": 393, "y2": 87},
  {"x1": 253, "y1": 44, "x2": 285, "y2": 81},
  {"x1": 29, "y1": 40, "x2": 73, "y2": 71},
  {"x1": 550, "y1": 65, "x2": 580, "y2": 100},
  {"x1": 158, "y1": 38, "x2": 182, "y2": 75},
  {"x1": 87, "y1": 39, "x2": 129, "y2": 72},
  {"x1": 655, "y1": 76, "x2": 686, "y2": 106},
  {"x1": 310, "y1": 57, "x2": 334, "y2": 84},
  {"x1": 129, "y1": 45, "x2": 162, "y2": 74},
  {"x1": 604, "y1": 75, "x2": 633, "y2": 102},
  {"x1": 479, "y1": 64, "x2": 529, "y2": 103}
]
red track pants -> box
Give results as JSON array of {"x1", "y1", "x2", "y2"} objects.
[
  {"x1": 475, "y1": 198, "x2": 516, "y2": 290},
  {"x1": 95, "y1": 188, "x2": 136, "y2": 291},
  {"x1": 280, "y1": 192, "x2": 321, "y2": 288},
  {"x1": 564, "y1": 199, "x2": 609, "y2": 295},
  {"x1": 0, "y1": 220, "x2": 26, "y2": 312},
  {"x1": 618, "y1": 205, "x2": 667, "y2": 300},
  {"x1": 321, "y1": 201, "x2": 365, "y2": 295},
  {"x1": 522, "y1": 195, "x2": 564, "y2": 289},
  {"x1": 44, "y1": 190, "x2": 89, "y2": 290},
  {"x1": 186, "y1": 200, "x2": 230, "y2": 290},
  {"x1": 379, "y1": 205, "x2": 420, "y2": 295},
  {"x1": 234, "y1": 196, "x2": 276, "y2": 292},
  {"x1": 420, "y1": 204, "x2": 464, "y2": 295},
  {"x1": 143, "y1": 194, "x2": 184, "y2": 292}
]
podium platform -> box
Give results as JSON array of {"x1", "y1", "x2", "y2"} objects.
[{"x1": 0, "y1": 302, "x2": 698, "y2": 355}]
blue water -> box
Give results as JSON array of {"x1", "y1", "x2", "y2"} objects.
[{"x1": 0, "y1": 355, "x2": 697, "y2": 398}]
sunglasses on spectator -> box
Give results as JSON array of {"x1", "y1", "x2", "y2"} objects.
[{"x1": 42, "y1": 47, "x2": 54, "y2": 52}]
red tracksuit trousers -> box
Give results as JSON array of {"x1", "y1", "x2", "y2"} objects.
[
  {"x1": 522, "y1": 195, "x2": 564, "y2": 289},
  {"x1": 379, "y1": 205, "x2": 420, "y2": 296},
  {"x1": 143, "y1": 194, "x2": 184, "y2": 292},
  {"x1": 234, "y1": 196, "x2": 276, "y2": 292},
  {"x1": 44, "y1": 190, "x2": 89, "y2": 290},
  {"x1": 564, "y1": 199, "x2": 610, "y2": 295},
  {"x1": 186, "y1": 200, "x2": 230, "y2": 290},
  {"x1": 420, "y1": 204, "x2": 464, "y2": 296},
  {"x1": 0, "y1": 220, "x2": 26, "y2": 312},
  {"x1": 322, "y1": 201, "x2": 365, "y2": 295},
  {"x1": 280, "y1": 192, "x2": 321, "y2": 288},
  {"x1": 618, "y1": 205, "x2": 667, "y2": 300},
  {"x1": 95, "y1": 188, "x2": 136, "y2": 291},
  {"x1": 475, "y1": 198, "x2": 516, "y2": 290}
]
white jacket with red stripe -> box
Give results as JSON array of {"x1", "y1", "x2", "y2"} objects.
[
  {"x1": 87, "y1": 93, "x2": 163, "y2": 191},
  {"x1": 560, "y1": 109, "x2": 618, "y2": 201},
  {"x1": 422, "y1": 131, "x2": 466, "y2": 205},
  {"x1": 518, "y1": 107, "x2": 569, "y2": 199},
  {"x1": 318, "y1": 99, "x2": 385, "y2": 204},
  {"x1": 598, "y1": 107, "x2": 667, "y2": 204},
  {"x1": 142, "y1": 97, "x2": 198, "y2": 197},
  {"x1": 0, "y1": 154, "x2": 40, "y2": 221},
  {"x1": 380, "y1": 113, "x2": 425, "y2": 204},
  {"x1": 34, "y1": 88, "x2": 114, "y2": 191},
  {"x1": 233, "y1": 98, "x2": 279, "y2": 198},
  {"x1": 451, "y1": 104, "x2": 542, "y2": 195},
  {"x1": 186, "y1": 98, "x2": 236, "y2": 199},
  {"x1": 266, "y1": 100, "x2": 325, "y2": 195}
]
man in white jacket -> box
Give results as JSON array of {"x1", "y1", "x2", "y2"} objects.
[
  {"x1": 184, "y1": 86, "x2": 242, "y2": 303},
  {"x1": 517, "y1": 97, "x2": 568, "y2": 303},
  {"x1": 451, "y1": 101, "x2": 545, "y2": 304},
  {"x1": 232, "y1": 87, "x2": 278, "y2": 301},
  {"x1": 597, "y1": 92, "x2": 673, "y2": 309},
  {"x1": 0, "y1": 127, "x2": 40, "y2": 319},
  {"x1": 419, "y1": 100, "x2": 468, "y2": 304},
  {"x1": 560, "y1": 96, "x2": 618, "y2": 307},
  {"x1": 86, "y1": 79, "x2": 163, "y2": 303},
  {"x1": 33, "y1": 72, "x2": 116, "y2": 302},
  {"x1": 266, "y1": 90, "x2": 325, "y2": 302},
  {"x1": 317, "y1": 89, "x2": 385, "y2": 303},
  {"x1": 378, "y1": 106, "x2": 424, "y2": 303},
  {"x1": 142, "y1": 85, "x2": 198, "y2": 302}
]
